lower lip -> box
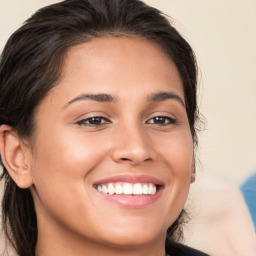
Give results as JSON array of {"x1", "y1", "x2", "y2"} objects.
[{"x1": 95, "y1": 188, "x2": 163, "y2": 209}]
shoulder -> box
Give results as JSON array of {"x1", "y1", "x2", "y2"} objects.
[{"x1": 166, "y1": 243, "x2": 209, "y2": 256}]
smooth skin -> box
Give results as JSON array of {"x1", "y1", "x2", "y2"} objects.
[{"x1": 0, "y1": 37, "x2": 195, "y2": 256}]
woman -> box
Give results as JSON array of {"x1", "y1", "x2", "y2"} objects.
[{"x1": 0, "y1": 0, "x2": 207, "y2": 255}]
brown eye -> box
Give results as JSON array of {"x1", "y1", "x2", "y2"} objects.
[
  {"x1": 147, "y1": 116, "x2": 176, "y2": 125},
  {"x1": 77, "y1": 116, "x2": 109, "y2": 126}
]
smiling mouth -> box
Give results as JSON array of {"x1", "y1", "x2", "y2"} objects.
[
  {"x1": 94, "y1": 182, "x2": 161, "y2": 196},
  {"x1": 93, "y1": 175, "x2": 164, "y2": 208}
]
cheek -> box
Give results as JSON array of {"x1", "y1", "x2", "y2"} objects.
[
  {"x1": 169, "y1": 133, "x2": 194, "y2": 195},
  {"x1": 157, "y1": 129, "x2": 194, "y2": 175},
  {"x1": 29, "y1": 129, "x2": 111, "y2": 211},
  {"x1": 156, "y1": 130, "x2": 193, "y2": 217},
  {"x1": 29, "y1": 130, "x2": 110, "y2": 221},
  {"x1": 32, "y1": 130, "x2": 108, "y2": 177}
]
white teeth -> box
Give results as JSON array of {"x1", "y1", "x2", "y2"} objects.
[
  {"x1": 96, "y1": 183, "x2": 158, "y2": 196},
  {"x1": 142, "y1": 184, "x2": 148, "y2": 195},
  {"x1": 97, "y1": 185, "x2": 102, "y2": 192},
  {"x1": 123, "y1": 183, "x2": 133, "y2": 195},
  {"x1": 102, "y1": 185, "x2": 108, "y2": 194},
  {"x1": 115, "y1": 184, "x2": 123, "y2": 194},
  {"x1": 148, "y1": 184, "x2": 153, "y2": 195},
  {"x1": 133, "y1": 183, "x2": 142, "y2": 195},
  {"x1": 108, "y1": 183, "x2": 115, "y2": 195}
]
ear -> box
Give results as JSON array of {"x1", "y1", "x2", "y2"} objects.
[
  {"x1": 190, "y1": 158, "x2": 196, "y2": 184},
  {"x1": 0, "y1": 125, "x2": 33, "y2": 188}
]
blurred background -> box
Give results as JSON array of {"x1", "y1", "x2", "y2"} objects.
[{"x1": 0, "y1": 0, "x2": 256, "y2": 185}]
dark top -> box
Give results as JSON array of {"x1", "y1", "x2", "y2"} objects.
[{"x1": 166, "y1": 243, "x2": 209, "y2": 256}]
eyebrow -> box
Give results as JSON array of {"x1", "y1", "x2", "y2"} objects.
[
  {"x1": 64, "y1": 91, "x2": 185, "y2": 109},
  {"x1": 64, "y1": 93, "x2": 116, "y2": 108},
  {"x1": 148, "y1": 92, "x2": 185, "y2": 107}
]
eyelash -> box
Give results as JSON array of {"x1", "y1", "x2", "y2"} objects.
[
  {"x1": 76, "y1": 116, "x2": 110, "y2": 126},
  {"x1": 76, "y1": 115, "x2": 176, "y2": 127}
]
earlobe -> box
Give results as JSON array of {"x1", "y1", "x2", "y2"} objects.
[{"x1": 0, "y1": 125, "x2": 33, "y2": 188}]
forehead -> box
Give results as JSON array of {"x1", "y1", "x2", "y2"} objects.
[
  {"x1": 42, "y1": 36, "x2": 184, "y2": 111},
  {"x1": 58, "y1": 37, "x2": 184, "y2": 97}
]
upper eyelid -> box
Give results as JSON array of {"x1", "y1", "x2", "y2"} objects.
[
  {"x1": 75, "y1": 111, "x2": 111, "y2": 120},
  {"x1": 146, "y1": 111, "x2": 177, "y2": 120}
]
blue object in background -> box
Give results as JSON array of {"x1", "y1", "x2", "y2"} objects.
[{"x1": 240, "y1": 172, "x2": 256, "y2": 231}]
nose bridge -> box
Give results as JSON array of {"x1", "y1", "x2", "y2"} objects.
[{"x1": 111, "y1": 121, "x2": 155, "y2": 164}]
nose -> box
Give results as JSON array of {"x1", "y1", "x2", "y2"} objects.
[{"x1": 111, "y1": 124, "x2": 156, "y2": 165}]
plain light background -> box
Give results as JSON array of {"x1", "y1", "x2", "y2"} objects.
[{"x1": 0, "y1": 0, "x2": 255, "y2": 185}]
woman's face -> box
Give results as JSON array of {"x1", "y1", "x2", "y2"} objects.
[{"x1": 29, "y1": 37, "x2": 194, "y2": 251}]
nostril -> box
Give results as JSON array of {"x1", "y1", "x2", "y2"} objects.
[
  {"x1": 120, "y1": 157, "x2": 152, "y2": 163},
  {"x1": 120, "y1": 157, "x2": 131, "y2": 161}
]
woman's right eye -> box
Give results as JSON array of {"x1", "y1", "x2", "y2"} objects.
[{"x1": 76, "y1": 116, "x2": 110, "y2": 126}]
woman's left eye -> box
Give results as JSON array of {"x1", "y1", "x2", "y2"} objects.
[
  {"x1": 146, "y1": 116, "x2": 176, "y2": 125},
  {"x1": 77, "y1": 116, "x2": 110, "y2": 126}
]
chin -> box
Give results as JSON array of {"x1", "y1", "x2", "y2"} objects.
[{"x1": 99, "y1": 221, "x2": 166, "y2": 248}]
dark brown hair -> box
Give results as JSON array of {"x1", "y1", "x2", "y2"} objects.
[{"x1": 0, "y1": 0, "x2": 198, "y2": 255}]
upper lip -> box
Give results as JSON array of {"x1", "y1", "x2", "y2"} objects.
[{"x1": 93, "y1": 174, "x2": 164, "y2": 186}]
